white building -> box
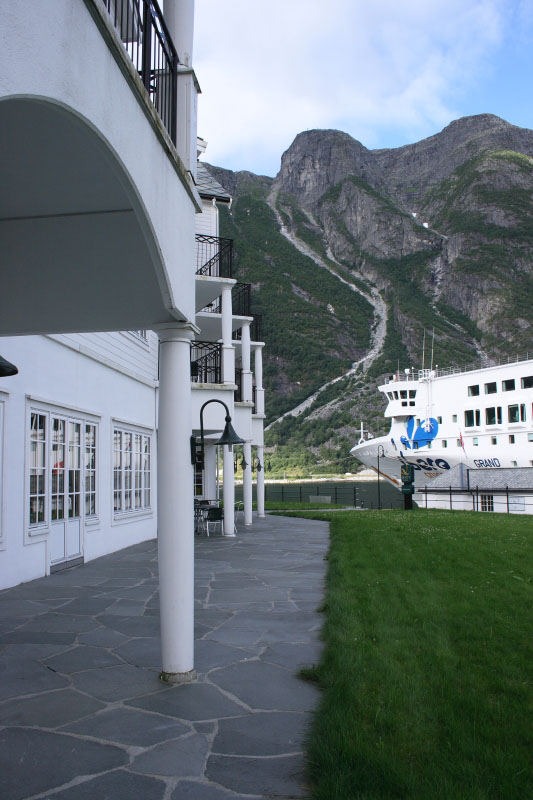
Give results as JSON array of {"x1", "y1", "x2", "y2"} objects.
[
  {"x1": 417, "y1": 464, "x2": 533, "y2": 514},
  {"x1": 0, "y1": 0, "x2": 264, "y2": 682}
]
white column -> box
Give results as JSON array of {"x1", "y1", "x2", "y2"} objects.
[
  {"x1": 164, "y1": 0, "x2": 194, "y2": 65},
  {"x1": 221, "y1": 284, "x2": 235, "y2": 384},
  {"x1": 256, "y1": 445, "x2": 265, "y2": 517},
  {"x1": 164, "y1": 0, "x2": 197, "y2": 174},
  {"x1": 241, "y1": 321, "x2": 252, "y2": 402},
  {"x1": 203, "y1": 443, "x2": 217, "y2": 500},
  {"x1": 243, "y1": 441, "x2": 253, "y2": 525},
  {"x1": 223, "y1": 445, "x2": 235, "y2": 536},
  {"x1": 156, "y1": 324, "x2": 196, "y2": 683},
  {"x1": 254, "y1": 345, "x2": 265, "y2": 415}
]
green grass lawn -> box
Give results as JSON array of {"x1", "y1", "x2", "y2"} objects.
[{"x1": 287, "y1": 509, "x2": 532, "y2": 799}]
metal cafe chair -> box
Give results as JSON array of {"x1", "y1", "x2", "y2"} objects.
[{"x1": 205, "y1": 506, "x2": 224, "y2": 536}]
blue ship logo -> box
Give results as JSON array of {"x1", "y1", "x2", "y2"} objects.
[{"x1": 399, "y1": 416, "x2": 438, "y2": 450}]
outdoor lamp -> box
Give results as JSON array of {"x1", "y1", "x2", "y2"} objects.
[
  {"x1": 241, "y1": 456, "x2": 248, "y2": 471},
  {"x1": 256, "y1": 460, "x2": 263, "y2": 472},
  {"x1": 0, "y1": 354, "x2": 18, "y2": 377},
  {"x1": 191, "y1": 399, "x2": 245, "y2": 466}
]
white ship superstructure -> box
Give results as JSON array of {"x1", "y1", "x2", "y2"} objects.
[{"x1": 351, "y1": 355, "x2": 533, "y2": 488}]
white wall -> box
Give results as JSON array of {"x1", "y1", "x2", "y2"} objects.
[{"x1": 0, "y1": 335, "x2": 159, "y2": 589}]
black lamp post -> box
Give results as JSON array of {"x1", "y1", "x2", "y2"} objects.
[
  {"x1": 0, "y1": 355, "x2": 18, "y2": 377},
  {"x1": 377, "y1": 444, "x2": 385, "y2": 510},
  {"x1": 191, "y1": 399, "x2": 245, "y2": 467}
]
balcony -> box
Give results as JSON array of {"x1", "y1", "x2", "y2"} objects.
[
  {"x1": 234, "y1": 314, "x2": 263, "y2": 342},
  {"x1": 191, "y1": 342, "x2": 221, "y2": 384},
  {"x1": 199, "y1": 282, "x2": 250, "y2": 315},
  {"x1": 101, "y1": 0, "x2": 178, "y2": 145},
  {"x1": 196, "y1": 235, "x2": 233, "y2": 278},
  {"x1": 234, "y1": 371, "x2": 257, "y2": 412}
]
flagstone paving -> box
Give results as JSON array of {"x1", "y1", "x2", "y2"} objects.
[{"x1": 0, "y1": 514, "x2": 328, "y2": 799}]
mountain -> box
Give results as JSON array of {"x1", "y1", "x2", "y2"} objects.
[{"x1": 207, "y1": 114, "x2": 533, "y2": 475}]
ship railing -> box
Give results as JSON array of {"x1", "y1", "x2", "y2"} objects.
[{"x1": 384, "y1": 351, "x2": 533, "y2": 383}]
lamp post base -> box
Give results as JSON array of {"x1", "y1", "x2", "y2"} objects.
[{"x1": 159, "y1": 669, "x2": 197, "y2": 685}]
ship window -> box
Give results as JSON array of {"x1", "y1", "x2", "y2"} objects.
[
  {"x1": 491, "y1": 436, "x2": 497, "y2": 445},
  {"x1": 480, "y1": 494, "x2": 494, "y2": 512},
  {"x1": 393, "y1": 391, "x2": 399, "y2": 400},
  {"x1": 456, "y1": 439, "x2": 461, "y2": 447},
  {"x1": 402, "y1": 401, "x2": 408, "y2": 407},
  {"x1": 442, "y1": 440, "x2": 447, "y2": 448},
  {"x1": 521, "y1": 375, "x2": 533, "y2": 389},
  {"x1": 468, "y1": 385, "x2": 480, "y2": 396},
  {"x1": 528, "y1": 433, "x2": 533, "y2": 443},
  {"x1": 486, "y1": 407, "x2": 502, "y2": 425},
  {"x1": 409, "y1": 401, "x2": 415, "y2": 406},
  {"x1": 509, "y1": 434, "x2": 515, "y2": 444},
  {"x1": 465, "y1": 409, "x2": 475, "y2": 427},
  {"x1": 400, "y1": 390, "x2": 407, "y2": 399},
  {"x1": 427, "y1": 441, "x2": 432, "y2": 449},
  {"x1": 484, "y1": 382, "x2": 497, "y2": 394},
  {"x1": 473, "y1": 437, "x2": 479, "y2": 446},
  {"x1": 511, "y1": 460, "x2": 518, "y2": 467},
  {"x1": 437, "y1": 416, "x2": 442, "y2": 424},
  {"x1": 502, "y1": 379, "x2": 515, "y2": 392},
  {"x1": 452, "y1": 414, "x2": 457, "y2": 423},
  {"x1": 408, "y1": 390, "x2": 416, "y2": 398},
  {"x1": 520, "y1": 403, "x2": 526, "y2": 421},
  {"x1": 387, "y1": 392, "x2": 394, "y2": 400},
  {"x1": 508, "y1": 404, "x2": 520, "y2": 423}
]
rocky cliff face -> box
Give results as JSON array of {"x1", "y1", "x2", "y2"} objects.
[{"x1": 210, "y1": 114, "x2": 533, "y2": 473}]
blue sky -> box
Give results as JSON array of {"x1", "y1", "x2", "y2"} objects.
[{"x1": 194, "y1": 0, "x2": 533, "y2": 177}]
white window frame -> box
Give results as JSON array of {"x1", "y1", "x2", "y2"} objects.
[
  {"x1": 112, "y1": 423, "x2": 153, "y2": 519},
  {"x1": 26, "y1": 402, "x2": 100, "y2": 536}
]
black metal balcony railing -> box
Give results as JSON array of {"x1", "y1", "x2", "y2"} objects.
[
  {"x1": 101, "y1": 0, "x2": 178, "y2": 144},
  {"x1": 234, "y1": 368, "x2": 243, "y2": 402},
  {"x1": 196, "y1": 235, "x2": 233, "y2": 278},
  {"x1": 232, "y1": 283, "x2": 251, "y2": 317},
  {"x1": 199, "y1": 283, "x2": 251, "y2": 316},
  {"x1": 190, "y1": 342, "x2": 221, "y2": 384},
  {"x1": 234, "y1": 314, "x2": 263, "y2": 342}
]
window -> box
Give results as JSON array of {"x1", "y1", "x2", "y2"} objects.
[
  {"x1": 502, "y1": 378, "x2": 515, "y2": 392},
  {"x1": 408, "y1": 390, "x2": 416, "y2": 399},
  {"x1": 465, "y1": 409, "x2": 480, "y2": 427},
  {"x1": 30, "y1": 413, "x2": 47, "y2": 525},
  {"x1": 29, "y1": 410, "x2": 97, "y2": 528},
  {"x1": 521, "y1": 375, "x2": 533, "y2": 389},
  {"x1": 529, "y1": 433, "x2": 533, "y2": 443},
  {"x1": 468, "y1": 385, "x2": 480, "y2": 396},
  {"x1": 400, "y1": 390, "x2": 407, "y2": 399},
  {"x1": 491, "y1": 436, "x2": 497, "y2": 445},
  {"x1": 473, "y1": 438, "x2": 479, "y2": 446},
  {"x1": 509, "y1": 434, "x2": 515, "y2": 444},
  {"x1": 452, "y1": 414, "x2": 458, "y2": 423},
  {"x1": 485, "y1": 382, "x2": 497, "y2": 394},
  {"x1": 130, "y1": 330, "x2": 148, "y2": 340},
  {"x1": 485, "y1": 407, "x2": 502, "y2": 425},
  {"x1": 511, "y1": 460, "x2": 518, "y2": 467},
  {"x1": 442, "y1": 440, "x2": 448, "y2": 448},
  {"x1": 85, "y1": 424, "x2": 97, "y2": 516},
  {"x1": 437, "y1": 416, "x2": 442, "y2": 424},
  {"x1": 393, "y1": 391, "x2": 399, "y2": 400},
  {"x1": 507, "y1": 404, "x2": 525, "y2": 423},
  {"x1": 480, "y1": 494, "x2": 494, "y2": 512},
  {"x1": 456, "y1": 439, "x2": 462, "y2": 447},
  {"x1": 113, "y1": 427, "x2": 151, "y2": 514},
  {"x1": 387, "y1": 393, "x2": 394, "y2": 400}
]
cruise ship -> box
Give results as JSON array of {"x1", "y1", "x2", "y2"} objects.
[{"x1": 351, "y1": 355, "x2": 533, "y2": 488}]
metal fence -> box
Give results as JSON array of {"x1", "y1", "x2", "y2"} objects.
[
  {"x1": 190, "y1": 342, "x2": 221, "y2": 384},
  {"x1": 195, "y1": 235, "x2": 233, "y2": 277},
  {"x1": 101, "y1": 0, "x2": 178, "y2": 144},
  {"x1": 415, "y1": 485, "x2": 533, "y2": 514}
]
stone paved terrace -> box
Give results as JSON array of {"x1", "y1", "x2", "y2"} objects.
[{"x1": 0, "y1": 514, "x2": 329, "y2": 799}]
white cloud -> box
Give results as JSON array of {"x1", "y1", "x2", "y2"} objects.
[{"x1": 193, "y1": 0, "x2": 507, "y2": 174}]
